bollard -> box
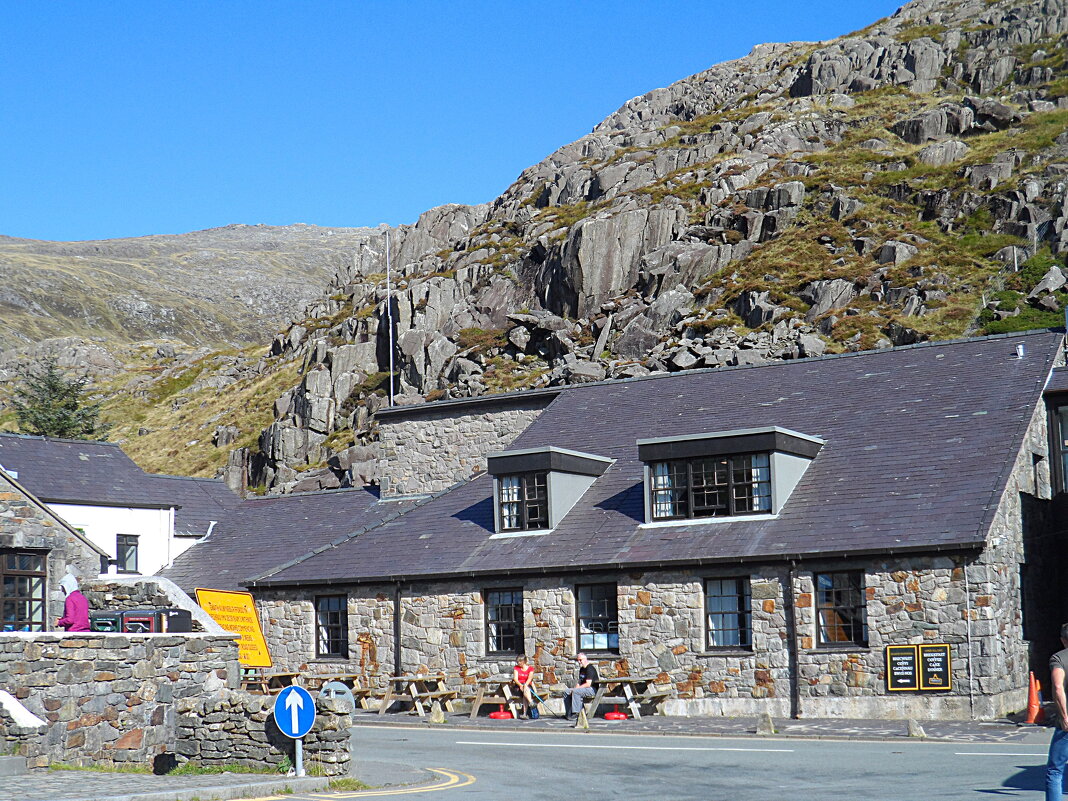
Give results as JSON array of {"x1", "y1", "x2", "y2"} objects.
[
  {"x1": 756, "y1": 712, "x2": 776, "y2": 736},
  {"x1": 429, "y1": 700, "x2": 446, "y2": 724},
  {"x1": 575, "y1": 707, "x2": 590, "y2": 730},
  {"x1": 907, "y1": 719, "x2": 927, "y2": 738}
]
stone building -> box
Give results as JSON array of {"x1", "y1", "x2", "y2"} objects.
[
  {"x1": 0, "y1": 468, "x2": 105, "y2": 632},
  {"x1": 176, "y1": 330, "x2": 1068, "y2": 720}
]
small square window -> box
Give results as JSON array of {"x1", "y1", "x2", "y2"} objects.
[
  {"x1": 485, "y1": 588, "x2": 523, "y2": 654},
  {"x1": 577, "y1": 583, "x2": 618, "y2": 652},
  {"x1": 815, "y1": 571, "x2": 867, "y2": 647},
  {"x1": 498, "y1": 472, "x2": 549, "y2": 531},
  {"x1": 1, "y1": 549, "x2": 47, "y2": 632},
  {"x1": 705, "y1": 577, "x2": 752, "y2": 649},
  {"x1": 315, "y1": 595, "x2": 348, "y2": 659},
  {"x1": 116, "y1": 535, "x2": 139, "y2": 574}
]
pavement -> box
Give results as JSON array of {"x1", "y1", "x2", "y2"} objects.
[{"x1": 0, "y1": 713, "x2": 1055, "y2": 801}]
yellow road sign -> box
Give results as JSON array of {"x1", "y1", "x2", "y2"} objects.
[{"x1": 195, "y1": 588, "x2": 273, "y2": 668}]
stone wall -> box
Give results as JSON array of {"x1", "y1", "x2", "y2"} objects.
[
  {"x1": 375, "y1": 394, "x2": 553, "y2": 495},
  {"x1": 0, "y1": 471, "x2": 102, "y2": 626},
  {"x1": 256, "y1": 551, "x2": 1031, "y2": 720},
  {"x1": 0, "y1": 631, "x2": 352, "y2": 774}
]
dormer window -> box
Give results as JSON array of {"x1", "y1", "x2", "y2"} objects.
[
  {"x1": 638, "y1": 427, "x2": 823, "y2": 523},
  {"x1": 487, "y1": 446, "x2": 614, "y2": 536},
  {"x1": 498, "y1": 472, "x2": 548, "y2": 531},
  {"x1": 650, "y1": 453, "x2": 771, "y2": 520}
]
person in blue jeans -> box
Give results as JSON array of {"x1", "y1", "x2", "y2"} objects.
[{"x1": 1046, "y1": 623, "x2": 1068, "y2": 801}]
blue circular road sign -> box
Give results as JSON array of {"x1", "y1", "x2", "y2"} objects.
[{"x1": 273, "y1": 685, "x2": 316, "y2": 739}]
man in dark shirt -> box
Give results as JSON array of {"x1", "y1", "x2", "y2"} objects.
[
  {"x1": 1046, "y1": 622, "x2": 1068, "y2": 801},
  {"x1": 565, "y1": 653, "x2": 599, "y2": 723}
]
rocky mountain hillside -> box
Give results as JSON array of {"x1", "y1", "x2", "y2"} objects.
[
  {"x1": 0, "y1": 224, "x2": 378, "y2": 347},
  {"x1": 7, "y1": 0, "x2": 1066, "y2": 495}
]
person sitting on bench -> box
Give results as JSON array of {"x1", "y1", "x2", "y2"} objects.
[
  {"x1": 565, "y1": 652, "x2": 598, "y2": 722},
  {"x1": 513, "y1": 654, "x2": 536, "y2": 719}
]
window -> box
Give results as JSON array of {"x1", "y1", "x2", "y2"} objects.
[
  {"x1": 815, "y1": 571, "x2": 867, "y2": 647},
  {"x1": 577, "y1": 583, "x2": 618, "y2": 652},
  {"x1": 315, "y1": 595, "x2": 348, "y2": 659},
  {"x1": 116, "y1": 535, "x2": 139, "y2": 574},
  {"x1": 498, "y1": 472, "x2": 549, "y2": 531},
  {"x1": 705, "y1": 577, "x2": 752, "y2": 649},
  {"x1": 1, "y1": 550, "x2": 47, "y2": 632},
  {"x1": 485, "y1": 588, "x2": 523, "y2": 654},
  {"x1": 1052, "y1": 403, "x2": 1068, "y2": 493},
  {"x1": 650, "y1": 454, "x2": 771, "y2": 520}
]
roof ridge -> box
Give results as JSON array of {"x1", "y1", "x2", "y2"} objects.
[
  {"x1": 0, "y1": 431, "x2": 122, "y2": 447},
  {"x1": 377, "y1": 328, "x2": 1065, "y2": 416}
]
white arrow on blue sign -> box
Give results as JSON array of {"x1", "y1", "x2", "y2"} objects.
[{"x1": 273, "y1": 685, "x2": 316, "y2": 739}]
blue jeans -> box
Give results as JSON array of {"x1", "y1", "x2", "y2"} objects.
[{"x1": 1047, "y1": 727, "x2": 1068, "y2": 801}]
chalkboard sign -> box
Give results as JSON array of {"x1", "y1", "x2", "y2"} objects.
[
  {"x1": 919, "y1": 643, "x2": 952, "y2": 691},
  {"x1": 885, "y1": 645, "x2": 919, "y2": 692}
]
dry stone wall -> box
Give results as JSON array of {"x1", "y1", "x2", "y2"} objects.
[
  {"x1": 0, "y1": 632, "x2": 352, "y2": 774},
  {"x1": 376, "y1": 395, "x2": 553, "y2": 495}
]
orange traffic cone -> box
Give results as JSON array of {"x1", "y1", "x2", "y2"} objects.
[{"x1": 1026, "y1": 672, "x2": 1044, "y2": 724}]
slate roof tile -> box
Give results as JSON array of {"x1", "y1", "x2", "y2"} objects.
[{"x1": 252, "y1": 331, "x2": 1061, "y2": 587}]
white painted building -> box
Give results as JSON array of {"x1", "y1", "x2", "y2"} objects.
[{"x1": 0, "y1": 433, "x2": 239, "y2": 576}]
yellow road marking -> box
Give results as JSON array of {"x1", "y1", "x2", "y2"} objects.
[{"x1": 306, "y1": 767, "x2": 476, "y2": 798}]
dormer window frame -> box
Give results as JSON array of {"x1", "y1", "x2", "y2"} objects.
[
  {"x1": 648, "y1": 451, "x2": 772, "y2": 521},
  {"x1": 488, "y1": 446, "x2": 614, "y2": 536},
  {"x1": 638, "y1": 426, "x2": 824, "y2": 524},
  {"x1": 497, "y1": 471, "x2": 549, "y2": 532}
]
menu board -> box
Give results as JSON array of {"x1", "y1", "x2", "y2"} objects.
[
  {"x1": 885, "y1": 644, "x2": 919, "y2": 692},
  {"x1": 919, "y1": 643, "x2": 952, "y2": 691}
]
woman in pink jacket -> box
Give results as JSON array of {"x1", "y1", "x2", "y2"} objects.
[{"x1": 56, "y1": 574, "x2": 89, "y2": 632}]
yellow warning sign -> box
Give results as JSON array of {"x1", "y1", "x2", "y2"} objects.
[{"x1": 195, "y1": 588, "x2": 273, "y2": 668}]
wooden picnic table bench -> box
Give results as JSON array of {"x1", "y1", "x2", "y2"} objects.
[
  {"x1": 301, "y1": 673, "x2": 382, "y2": 709},
  {"x1": 378, "y1": 673, "x2": 460, "y2": 717},
  {"x1": 240, "y1": 669, "x2": 300, "y2": 695},
  {"x1": 586, "y1": 674, "x2": 672, "y2": 720},
  {"x1": 470, "y1": 675, "x2": 525, "y2": 719}
]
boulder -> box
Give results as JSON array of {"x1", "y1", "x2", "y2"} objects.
[
  {"x1": 1027, "y1": 266, "x2": 1066, "y2": 298},
  {"x1": 734, "y1": 290, "x2": 786, "y2": 328},
  {"x1": 645, "y1": 286, "x2": 695, "y2": 329},
  {"x1": 800, "y1": 279, "x2": 857, "y2": 320},
  {"x1": 876, "y1": 241, "x2": 919, "y2": 265},
  {"x1": 831, "y1": 196, "x2": 863, "y2": 220},
  {"x1": 615, "y1": 317, "x2": 661, "y2": 359},
  {"x1": 565, "y1": 361, "x2": 607, "y2": 383},
  {"x1": 916, "y1": 140, "x2": 970, "y2": 167}
]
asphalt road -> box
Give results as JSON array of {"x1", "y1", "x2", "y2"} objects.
[{"x1": 349, "y1": 724, "x2": 1057, "y2": 800}]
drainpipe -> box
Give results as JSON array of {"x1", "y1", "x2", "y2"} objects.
[
  {"x1": 393, "y1": 582, "x2": 403, "y2": 687},
  {"x1": 783, "y1": 561, "x2": 802, "y2": 719}
]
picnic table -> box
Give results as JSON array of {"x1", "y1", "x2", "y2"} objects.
[
  {"x1": 469, "y1": 675, "x2": 524, "y2": 719},
  {"x1": 302, "y1": 673, "x2": 381, "y2": 709},
  {"x1": 240, "y1": 669, "x2": 300, "y2": 695},
  {"x1": 378, "y1": 673, "x2": 460, "y2": 717},
  {"x1": 586, "y1": 674, "x2": 672, "y2": 720}
]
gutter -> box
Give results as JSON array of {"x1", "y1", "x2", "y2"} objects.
[{"x1": 246, "y1": 539, "x2": 986, "y2": 589}]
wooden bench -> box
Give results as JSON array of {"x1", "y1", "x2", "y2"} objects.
[
  {"x1": 470, "y1": 676, "x2": 523, "y2": 719},
  {"x1": 302, "y1": 673, "x2": 383, "y2": 710},
  {"x1": 378, "y1": 674, "x2": 459, "y2": 717},
  {"x1": 240, "y1": 669, "x2": 300, "y2": 695},
  {"x1": 586, "y1": 675, "x2": 672, "y2": 720}
]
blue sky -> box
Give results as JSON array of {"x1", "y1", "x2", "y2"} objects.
[{"x1": 2, "y1": 1, "x2": 901, "y2": 242}]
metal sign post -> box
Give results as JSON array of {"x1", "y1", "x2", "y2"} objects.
[{"x1": 272, "y1": 686, "x2": 316, "y2": 777}]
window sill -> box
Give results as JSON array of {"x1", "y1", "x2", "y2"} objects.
[
  {"x1": 811, "y1": 644, "x2": 869, "y2": 653},
  {"x1": 696, "y1": 649, "x2": 754, "y2": 658},
  {"x1": 490, "y1": 528, "x2": 554, "y2": 539},
  {"x1": 313, "y1": 655, "x2": 349, "y2": 662},
  {"x1": 639, "y1": 514, "x2": 777, "y2": 529}
]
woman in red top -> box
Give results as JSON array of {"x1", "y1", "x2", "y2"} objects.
[{"x1": 513, "y1": 655, "x2": 536, "y2": 719}]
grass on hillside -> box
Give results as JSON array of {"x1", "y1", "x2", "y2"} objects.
[{"x1": 105, "y1": 350, "x2": 302, "y2": 477}]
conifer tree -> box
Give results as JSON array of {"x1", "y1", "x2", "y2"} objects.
[{"x1": 11, "y1": 357, "x2": 109, "y2": 440}]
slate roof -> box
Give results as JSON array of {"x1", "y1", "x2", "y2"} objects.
[
  {"x1": 0, "y1": 433, "x2": 173, "y2": 508},
  {"x1": 250, "y1": 330, "x2": 1063, "y2": 587},
  {"x1": 148, "y1": 474, "x2": 242, "y2": 537},
  {"x1": 161, "y1": 487, "x2": 422, "y2": 592}
]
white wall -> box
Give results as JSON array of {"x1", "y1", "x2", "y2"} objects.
[{"x1": 49, "y1": 503, "x2": 176, "y2": 576}]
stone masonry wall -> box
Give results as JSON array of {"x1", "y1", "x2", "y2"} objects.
[
  {"x1": 0, "y1": 632, "x2": 238, "y2": 768},
  {"x1": 376, "y1": 395, "x2": 552, "y2": 495},
  {"x1": 256, "y1": 552, "x2": 1030, "y2": 720},
  {"x1": 0, "y1": 632, "x2": 351, "y2": 774}
]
